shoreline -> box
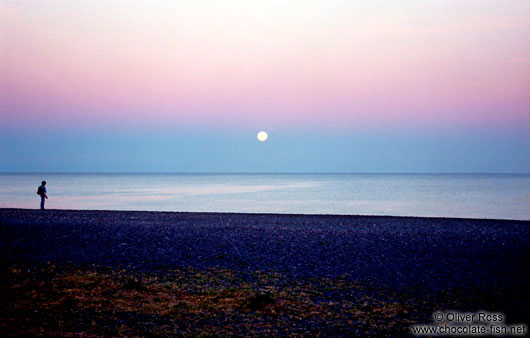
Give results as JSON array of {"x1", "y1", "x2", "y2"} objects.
[{"x1": 2, "y1": 207, "x2": 529, "y2": 222}]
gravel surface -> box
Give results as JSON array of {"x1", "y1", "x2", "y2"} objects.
[
  {"x1": 1, "y1": 208, "x2": 529, "y2": 331},
  {"x1": 2, "y1": 208, "x2": 528, "y2": 291}
]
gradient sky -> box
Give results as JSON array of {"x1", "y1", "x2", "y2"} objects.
[{"x1": 1, "y1": 0, "x2": 529, "y2": 172}]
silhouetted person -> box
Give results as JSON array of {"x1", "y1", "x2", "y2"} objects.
[{"x1": 37, "y1": 181, "x2": 48, "y2": 210}]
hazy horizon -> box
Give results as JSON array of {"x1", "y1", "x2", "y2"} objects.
[{"x1": 1, "y1": 171, "x2": 530, "y2": 175}]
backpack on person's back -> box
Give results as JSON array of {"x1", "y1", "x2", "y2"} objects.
[{"x1": 37, "y1": 186, "x2": 43, "y2": 195}]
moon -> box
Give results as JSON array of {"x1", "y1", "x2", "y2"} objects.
[{"x1": 257, "y1": 131, "x2": 268, "y2": 142}]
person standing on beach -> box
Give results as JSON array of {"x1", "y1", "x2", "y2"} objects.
[{"x1": 37, "y1": 181, "x2": 48, "y2": 210}]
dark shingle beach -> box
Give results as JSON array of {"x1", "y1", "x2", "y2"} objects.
[{"x1": 1, "y1": 208, "x2": 529, "y2": 336}]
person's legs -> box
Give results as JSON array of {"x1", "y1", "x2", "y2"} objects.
[{"x1": 40, "y1": 195, "x2": 45, "y2": 210}]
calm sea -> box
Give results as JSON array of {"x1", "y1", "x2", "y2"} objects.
[{"x1": 0, "y1": 173, "x2": 529, "y2": 220}]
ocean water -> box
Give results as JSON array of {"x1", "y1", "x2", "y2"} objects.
[{"x1": 0, "y1": 173, "x2": 529, "y2": 220}]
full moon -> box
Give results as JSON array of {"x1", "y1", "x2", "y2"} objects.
[{"x1": 257, "y1": 131, "x2": 268, "y2": 142}]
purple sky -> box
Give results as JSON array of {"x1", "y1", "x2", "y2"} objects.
[{"x1": 1, "y1": 1, "x2": 529, "y2": 172}]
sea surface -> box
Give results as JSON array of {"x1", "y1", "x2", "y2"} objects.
[{"x1": 0, "y1": 173, "x2": 529, "y2": 220}]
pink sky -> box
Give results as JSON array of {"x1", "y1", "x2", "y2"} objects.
[{"x1": 1, "y1": 0, "x2": 529, "y2": 131}]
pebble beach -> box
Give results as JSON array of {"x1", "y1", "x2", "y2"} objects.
[{"x1": 1, "y1": 208, "x2": 529, "y2": 336}]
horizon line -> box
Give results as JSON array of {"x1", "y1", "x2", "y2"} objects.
[{"x1": 1, "y1": 171, "x2": 529, "y2": 175}]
